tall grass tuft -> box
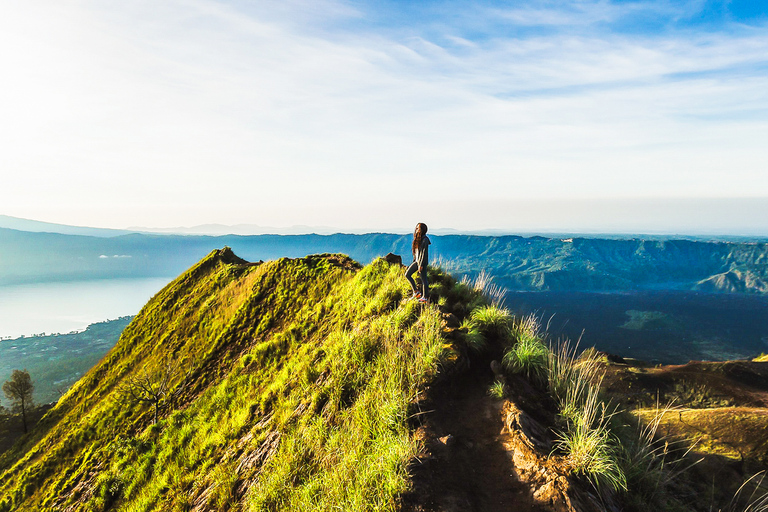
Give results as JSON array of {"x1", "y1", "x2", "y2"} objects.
[
  {"x1": 618, "y1": 403, "x2": 699, "y2": 508},
  {"x1": 460, "y1": 319, "x2": 487, "y2": 354},
  {"x1": 470, "y1": 305, "x2": 512, "y2": 341},
  {"x1": 461, "y1": 270, "x2": 507, "y2": 307},
  {"x1": 502, "y1": 314, "x2": 548, "y2": 382},
  {"x1": 544, "y1": 338, "x2": 628, "y2": 491},
  {"x1": 721, "y1": 471, "x2": 768, "y2": 512},
  {"x1": 554, "y1": 379, "x2": 626, "y2": 492},
  {"x1": 503, "y1": 336, "x2": 548, "y2": 382},
  {"x1": 547, "y1": 340, "x2": 604, "y2": 418}
]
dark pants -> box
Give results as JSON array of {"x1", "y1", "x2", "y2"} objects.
[{"x1": 405, "y1": 261, "x2": 428, "y2": 296}]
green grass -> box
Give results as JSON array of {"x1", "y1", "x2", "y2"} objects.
[
  {"x1": 501, "y1": 314, "x2": 548, "y2": 382},
  {"x1": 469, "y1": 305, "x2": 512, "y2": 342},
  {"x1": 0, "y1": 251, "x2": 475, "y2": 512},
  {"x1": 487, "y1": 381, "x2": 506, "y2": 399},
  {"x1": 554, "y1": 379, "x2": 626, "y2": 492}
]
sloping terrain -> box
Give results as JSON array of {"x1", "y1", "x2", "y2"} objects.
[
  {"x1": 4, "y1": 246, "x2": 768, "y2": 512},
  {"x1": 601, "y1": 358, "x2": 768, "y2": 507},
  {"x1": 0, "y1": 250, "x2": 452, "y2": 510}
]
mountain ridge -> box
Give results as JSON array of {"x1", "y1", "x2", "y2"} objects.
[
  {"x1": 0, "y1": 250, "x2": 470, "y2": 511},
  {"x1": 3, "y1": 227, "x2": 768, "y2": 294}
]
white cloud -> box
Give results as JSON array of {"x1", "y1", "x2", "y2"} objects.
[{"x1": 0, "y1": 0, "x2": 766, "y2": 232}]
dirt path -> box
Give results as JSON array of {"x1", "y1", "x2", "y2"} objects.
[{"x1": 403, "y1": 367, "x2": 547, "y2": 512}]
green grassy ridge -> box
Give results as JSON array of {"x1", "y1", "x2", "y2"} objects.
[{"x1": 0, "y1": 249, "x2": 479, "y2": 511}]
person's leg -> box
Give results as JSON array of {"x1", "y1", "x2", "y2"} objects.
[
  {"x1": 420, "y1": 266, "x2": 429, "y2": 298},
  {"x1": 405, "y1": 262, "x2": 419, "y2": 294}
]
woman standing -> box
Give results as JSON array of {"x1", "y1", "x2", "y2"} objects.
[{"x1": 405, "y1": 223, "x2": 430, "y2": 303}]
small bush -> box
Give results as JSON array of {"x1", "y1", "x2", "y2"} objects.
[
  {"x1": 470, "y1": 305, "x2": 512, "y2": 342},
  {"x1": 459, "y1": 319, "x2": 486, "y2": 354},
  {"x1": 503, "y1": 336, "x2": 548, "y2": 382},
  {"x1": 555, "y1": 386, "x2": 626, "y2": 492},
  {"x1": 487, "y1": 381, "x2": 506, "y2": 399}
]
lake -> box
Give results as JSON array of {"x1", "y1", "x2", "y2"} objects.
[
  {"x1": 505, "y1": 291, "x2": 768, "y2": 365},
  {"x1": 0, "y1": 277, "x2": 173, "y2": 339}
]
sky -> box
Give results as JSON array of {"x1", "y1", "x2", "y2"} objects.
[{"x1": 1, "y1": 0, "x2": 767, "y2": 234}]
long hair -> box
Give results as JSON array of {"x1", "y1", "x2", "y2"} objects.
[{"x1": 412, "y1": 223, "x2": 428, "y2": 257}]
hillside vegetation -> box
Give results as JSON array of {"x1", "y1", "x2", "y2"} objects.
[
  {"x1": 2, "y1": 228, "x2": 768, "y2": 294},
  {"x1": 0, "y1": 249, "x2": 485, "y2": 511},
  {"x1": 4, "y1": 248, "x2": 768, "y2": 511}
]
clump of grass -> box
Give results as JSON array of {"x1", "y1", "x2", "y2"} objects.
[
  {"x1": 459, "y1": 318, "x2": 487, "y2": 354},
  {"x1": 555, "y1": 385, "x2": 626, "y2": 492},
  {"x1": 487, "y1": 381, "x2": 506, "y2": 399},
  {"x1": 501, "y1": 314, "x2": 549, "y2": 382},
  {"x1": 721, "y1": 471, "x2": 768, "y2": 512},
  {"x1": 547, "y1": 340, "x2": 604, "y2": 414},
  {"x1": 461, "y1": 270, "x2": 507, "y2": 307},
  {"x1": 503, "y1": 336, "x2": 549, "y2": 382},
  {"x1": 618, "y1": 403, "x2": 699, "y2": 509},
  {"x1": 546, "y1": 339, "x2": 626, "y2": 490},
  {"x1": 470, "y1": 305, "x2": 512, "y2": 342}
]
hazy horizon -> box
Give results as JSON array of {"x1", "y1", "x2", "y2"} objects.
[{"x1": 4, "y1": 196, "x2": 768, "y2": 238}]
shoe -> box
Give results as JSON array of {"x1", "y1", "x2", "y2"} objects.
[
  {"x1": 418, "y1": 296, "x2": 428, "y2": 303},
  {"x1": 413, "y1": 292, "x2": 422, "y2": 299}
]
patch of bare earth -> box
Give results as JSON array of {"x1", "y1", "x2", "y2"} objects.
[{"x1": 402, "y1": 367, "x2": 547, "y2": 512}]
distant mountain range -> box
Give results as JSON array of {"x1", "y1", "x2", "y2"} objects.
[
  {"x1": 5, "y1": 214, "x2": 767, "y2": 240},
  {"x1": 1, "y1": 218, "x2": 767, "y2": 294},
  {"x1": 0, "y1": 215, "x2": 130, "y2": 238}
]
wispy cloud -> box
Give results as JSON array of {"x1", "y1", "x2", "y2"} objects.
[{"x1": 0, "y1": 0, "x2": 766, "y2": 232}]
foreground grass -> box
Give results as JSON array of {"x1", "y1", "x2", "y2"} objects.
[{"x1": 0, "y1": 251, "x2": 478, "y2": 512}]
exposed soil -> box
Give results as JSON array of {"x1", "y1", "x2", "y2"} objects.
[
  {"x1": 402, "y1": 363, "x2": 547, "y2": 512},
  {"x1": 602, "y1": 360, "x2": 768, "y2": 408}
]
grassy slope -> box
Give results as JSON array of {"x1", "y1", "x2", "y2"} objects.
[{"x1": 0, "y1": 249, "x2": 474, "y2": 512}]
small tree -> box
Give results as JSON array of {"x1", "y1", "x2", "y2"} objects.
[
  {"x1": 120, "y1": 359, "x2": 187, "y2": 425},
  {"x1": 3, "y1": 369, "x2": 34, "y2": 433}
]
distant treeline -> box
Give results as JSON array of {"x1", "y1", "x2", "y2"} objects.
[{"x1": 1, "y1": 228, "x2": 767, "y2": 293}]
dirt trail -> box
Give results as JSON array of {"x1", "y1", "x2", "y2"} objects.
[{"x1": 403, "y1": 366, "x2": 547, "y2": 512}]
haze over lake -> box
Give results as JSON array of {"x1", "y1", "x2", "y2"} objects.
[{"x1": 0, "y1": 277, "x2": 171, "y2": 339}]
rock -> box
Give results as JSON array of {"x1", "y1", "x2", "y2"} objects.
[
  {"x1": 438, "y1": 434, "x2": 455, "y2": 446},
  {"x1": 383, "y1": 253, "x2": 402, "y2": 265},
  {"x1": 442, "y1": 313, "x2": 461, "y2": 329},
  {"x1": 490, "y1": 360, "x2": 503, "y2": 376}
]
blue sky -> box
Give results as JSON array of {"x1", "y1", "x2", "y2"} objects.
[{"x1": 1, "y1": 0, "x2": 767, "y2": 234}]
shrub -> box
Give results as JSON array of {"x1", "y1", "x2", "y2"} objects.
[
  {"x1": 487, "y1": 381, "x2": 506, "y2": 399},
  {"x1": 503, "y1": 336, "x2": 548, "y2": 382},
  {"x1": 555, "y1": 384, "x2": 626, "y2": 492},
  {"x1": 459, "y1": 319, "x2": 486, "y2": 354},
  {"x1": 470, "y1": 305, "x2": 512, "y2": 342}
]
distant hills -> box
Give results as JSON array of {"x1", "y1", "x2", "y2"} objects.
[
  {"x1": 1, "y1": 217, "x2": 768, "y2": 294},
  {"x1": 0, "y1": 215, "x2": 130, "y2": 238}
]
